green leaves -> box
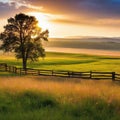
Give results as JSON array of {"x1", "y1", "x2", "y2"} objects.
[{"x1": 0, "y1": 13, "x2": 49, "y2": 69}]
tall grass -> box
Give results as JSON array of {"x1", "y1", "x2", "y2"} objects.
[
  {"x1": 0, "y1": 76, "x2": 120, "y2": 103},
  {"x1": 0, "y1": 76, "x2": 120, "y2": 120}
]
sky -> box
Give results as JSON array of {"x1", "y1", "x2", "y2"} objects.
[{"x1": 0, "y1": 0, "x2": 120, "y2": 38}]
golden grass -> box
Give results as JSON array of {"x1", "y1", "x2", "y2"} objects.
[{"x1": 0, "y1": 76, "x2": 120, "y2": 104}]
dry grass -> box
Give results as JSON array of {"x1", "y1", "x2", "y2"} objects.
[{"x1": 0, "y1": 76, "x2": 120, "y2": 104}]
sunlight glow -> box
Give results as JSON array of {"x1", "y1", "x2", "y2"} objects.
[
  {"x1": 27, "y1": 12, "x2": 120, "y2": 38},
  {"x1": 28, "y1": 12, "x2": 52, "y2": 31}
]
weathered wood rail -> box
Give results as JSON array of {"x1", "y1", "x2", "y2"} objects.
[
  {"x1": 0, "y1": 63, "x2": 120, "y2": 81},
  {"x1": 115, "y1": 74, "x2": 120, "y2": 81}
]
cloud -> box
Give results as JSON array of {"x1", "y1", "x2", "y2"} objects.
[
  {"x1": 1, "y1": 0, "x2": 120, "y2": 28},
  {"x1": 0, "y1": 2, "x2": 17, "y2": 18},
  {"x1": 20, "y1": 0, "x2": 120, "y2": 18},
  {"x1": 0, "y1": 3, "x2": 16, "y2": 19},
  {"x1": 1, "y1": 0, "x2": 120, "y2": 19},
  {"x1": 50, "y1": 17, "x2": 120, "y2": 28},
  {"x1": 10, "y1": 0, "x2": 120, "y2": 27},
  {"x1": 10, "y1": 0, "x2": 43, "y2": 10},
  {"x1": 77, "y1": 0, "x2": 120, "y2": 18},
  {"x1": 51, "y1": 19, "x2": 80, "y2": 24},
  {"x1": 0, "y1": 0, "x2": 43, "y2": 19}
]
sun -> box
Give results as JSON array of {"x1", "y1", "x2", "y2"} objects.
[{"x1": 28, "y1": 12, "x2": 51, "y2": 30}]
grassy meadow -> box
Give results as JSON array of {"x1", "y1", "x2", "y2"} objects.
[
  {"x1": 0, "y1": 52, "x2": 120, "y2": 120},
  {"x1": 0, "y1": 76, "x2": 120, "y2": 120},
  {"x1": 0, "y1": 52, "x2": 120, "y2": 73}
]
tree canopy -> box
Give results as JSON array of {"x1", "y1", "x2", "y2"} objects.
[{"x1": 0, "y1": 13, "x2": 49, "y2": 70}]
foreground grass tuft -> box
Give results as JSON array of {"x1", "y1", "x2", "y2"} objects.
[
  {"x1": 0, "y1": 91, "x2": 57, "y2": 113},
  {"x1": 0, "y1": 91, "x2": 119, "y2": 120}
]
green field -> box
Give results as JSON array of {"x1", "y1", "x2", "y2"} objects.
[
  {"x1": 0, "y1": 52, "x2": 120, "y2": 120},
  {"x1": 0, "y1": 52, "x2": 120, "y2": 73},
  {"x1": 0, "y1": 76, "x2": 120, "y2": 120}
]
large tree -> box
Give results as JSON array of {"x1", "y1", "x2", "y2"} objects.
[{"x1": 0, "y1": 13, "x2": 49, "y2": 70}]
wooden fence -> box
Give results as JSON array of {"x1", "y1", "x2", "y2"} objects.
[
  {"x1": 115, "y1": 73, "x2": 120, "y2": 81},
  {"x1": 0, "y1": 63, "x2": 120, "y2": 81}
]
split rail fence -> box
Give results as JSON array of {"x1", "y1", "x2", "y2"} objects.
[{"x1": 0, "y1": 63, "x2": 120, "y2": 81}]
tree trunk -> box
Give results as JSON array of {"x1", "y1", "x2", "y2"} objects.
[{"x1": 22, "y1": 58, "x2": 27, "y2": 70}]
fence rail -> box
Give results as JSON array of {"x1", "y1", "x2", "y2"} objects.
[
  {"x1": 0, "y1": 63, "x2": 120, "y2": 81},
  {"x1": 115, "y1": 74, "x2": 120, "y2": 81}
]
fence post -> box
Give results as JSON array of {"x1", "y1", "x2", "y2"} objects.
[
  {"x1": 38, "y1": 70, "x2": 40, "y2": 75},
  {"x1": 68, "y1": 72, "x2": 70, "y2": 77},
  {"x1": 5, "y1": 64, "x2": 7, "y2": 71},
  {"x1": 90, "y1": 71, "x2": 92, "y2": 79},
  {"x1": 25, "y1": 69, "x2": 27, "y2": 75},
  {"x1": 71, "y1": 72, "x2": 73, "y2": 78},
  {"x1": 112, "y1": 72, "x2": 115, "y2": 81},
  {"x1": 52, "y1": 70, "x2": 54, "y2": 76}
]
